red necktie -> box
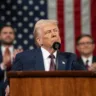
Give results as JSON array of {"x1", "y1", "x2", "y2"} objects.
[
  {"x1": 49, "y1": 54, "x2": 56, "y2": 71},
  {"x1": 85, "y1": 60, "x2": 89, "y2": 70},
  {"x1": 4, "y1": 47, "x2": 12, "y2": 71}
]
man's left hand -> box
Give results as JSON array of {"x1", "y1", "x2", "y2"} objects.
[{"x1": 88, "y1": 63, "x2": 96, "y2": 71}]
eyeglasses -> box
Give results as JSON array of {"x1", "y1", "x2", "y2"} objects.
[{"x1": 78, "y1": 42, "x2": 94, "y2": 46}]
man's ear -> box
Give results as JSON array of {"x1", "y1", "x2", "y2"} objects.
[
  {"x1": 36, "y1": 36, "x2": 43, "y2": 46},
  {"x1": 93, "y1": 44, "x2": 95, "y2": 50}
]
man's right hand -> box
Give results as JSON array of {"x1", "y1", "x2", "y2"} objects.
[
  {"x1": 3, "y1": 53, "x2": 11, "y2": 66},
  {"x1": 0, "y1": 49, "x2": 11, "y2": 70},
  {"x1": 13, "y1": 49, "x2": 23, "y2": 59}
]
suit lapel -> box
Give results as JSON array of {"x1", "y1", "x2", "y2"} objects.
[
  {"x1": 0, "y1": 47, "x2": 3, "y2": 63},
  {"x1": 92, "y1": 56, "x2": 96, "y2": 63},
  {"x1": 35, "y1": 48, "x2": 45, "y2": 71},
  {"x1": 35, "y1": 49, "x2": 68, "y2": 71},
  {"x1": 78, "y1": 57, "x2": 85, "y2": 65},
  {"x1": 57, "y1": 52, "x2": 67, "y2": 70}
]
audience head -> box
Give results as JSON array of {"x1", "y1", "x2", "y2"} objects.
[
  {"x1": 76, "y1": 34, "x2": 95, "y2": 57},
  {"x1": 0, "y1": 25, "x2": 15, "y2": 46}
]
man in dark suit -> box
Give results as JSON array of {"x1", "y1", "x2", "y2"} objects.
[
  {"x1": 0, "y1": 69, "x2": 4, "y2": 76},
  {"x1": 0, "y1": 25, "x2": 23, "y2": 96},
  {"x1": 0, "y1": 68, "x2": 4, "y2": 96},
  {"x1": 12, "y1": 19, "x2": 85, "y2": 71},
  {"x1": 76, "y1": 34, "x2": 96, "y2": 71}
]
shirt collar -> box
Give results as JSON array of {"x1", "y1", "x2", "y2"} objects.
[
  {"x1": 81, "y1": 55, "x2": 93, "y2": 64},
  {"x1": 1, "y1": 45, "x2": 14, "y2": 54},
  {"x1": 41, "y1": 47, "x2": 57, "y2": 59}
]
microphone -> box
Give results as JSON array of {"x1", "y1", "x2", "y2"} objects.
[
  {"x1": 52, "y1": 42, "x2": 61, "y2": 50},
  {"x1": 52, "y1": 42, "x2": 61, "y2": 70}
]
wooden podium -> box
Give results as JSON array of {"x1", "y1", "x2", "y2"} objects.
[{"x1": 8, "y1": 71, "x2": 96, "y2": 96}]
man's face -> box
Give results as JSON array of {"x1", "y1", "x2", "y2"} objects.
[
  {"x1": 77, "y1": 37, "x2": 95, "y2": 56},
  {"x1": 39, "y1": 24, "x2": 61, "y2": 49},
  {"x1": 0, "y1": 27, "x2": 15, "y2": 45}
]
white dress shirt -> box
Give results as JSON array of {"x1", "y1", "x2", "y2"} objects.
[
  {"x1": 41, "y1": 47, "x2": 57, "y2": 71},
  {"x1": 0, "y1": 45, "x2": 14, "y2": 70},
  {"x1": 81, "y1": 55, "x2": 93, "y2": 67}
]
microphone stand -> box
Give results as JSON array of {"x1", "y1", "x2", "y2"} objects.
[
  {"x1": 52, "y1": 42, "x2": 61, "y2": 71},
  {"x1": 55, "y1": 49, "x2": 59, "y2": 70}
]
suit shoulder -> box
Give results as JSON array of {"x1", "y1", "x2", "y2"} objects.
[
  {"x1": 16, "y1": 48, "x2": 37, "y2": 58},
  {"x1": 59, "y1": 52, "x2": 76, "y2": 57},
  {"x1": 77, "y1": 57, "x2": 82, "y2": 61},
  {"x1": 93, "y1": 56, "x2": 96, "y2": 60}
]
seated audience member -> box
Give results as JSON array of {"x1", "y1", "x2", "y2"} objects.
[
  {"x1": 12, "y1": 19, "x2": 86, "y2": 71},
  {"x1": 76, "y1": 34, "x2": 96, "y2": 71},
  {"x1": 0, "y1": 25, "x2": 23, "y2": 96}
]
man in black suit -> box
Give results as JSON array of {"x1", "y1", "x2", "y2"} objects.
[
  {"x1": 0, "y1": 25, "x2": 23, "y2": 96},
  {"x1": 12, "y1": 19, "x2": 85, "y2": 71},
  {"x1": 76, "y1": 34, "x2": 96, "y2": 71}
]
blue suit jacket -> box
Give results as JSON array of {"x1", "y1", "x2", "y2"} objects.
[{"x1": 12, "y1": 48, "x2": 86, "y2": 71}]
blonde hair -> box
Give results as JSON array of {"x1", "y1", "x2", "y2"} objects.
[
  {"x1": 33, "y1": 19, "x2": 58, "y2": 46},
  {"x1": 33, "y1": 19, "x2": 58, "y2": 38}
]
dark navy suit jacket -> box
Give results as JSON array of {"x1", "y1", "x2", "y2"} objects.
[
  {"x1": 0, "y1": 46, "x2": 16, "y2": 96},
  {"x1": 12, "y1": 48, "x2": 86, "y2": 71},
  {"x1": 0, "y1": 48, "x2": 5, "y2": 96},
  {"x1": 0, "y1": 48, "x2": 4, "y2": 79},
  {"x1": 77, "y1": 56, "x2": 96, "y2": 70}
]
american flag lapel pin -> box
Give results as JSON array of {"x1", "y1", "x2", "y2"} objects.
[{"x1": 62, "y1": 61, "x2": 65, "y2": 64}]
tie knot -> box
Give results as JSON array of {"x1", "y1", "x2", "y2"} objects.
[
  {"x1": 5, "y1": 47, "x2": 10, "y2": 50},
  {"x1": 49, "y1": 54, "x2": 55, "y2": 59},
  {"x1": 86, "y1": 60, "x2": 89, "y2": 64},
  {"x1": 5, "y1": 47, "x2": 10, "y2": 54}
]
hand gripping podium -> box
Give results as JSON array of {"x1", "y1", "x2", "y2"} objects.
[{"x1": 8, "y1": 71, "x2": 96, "y2": 96}]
